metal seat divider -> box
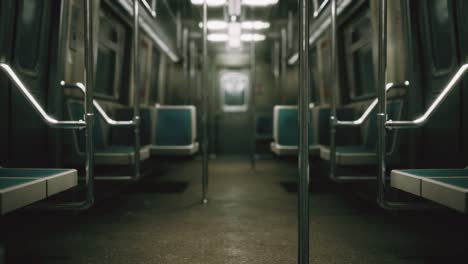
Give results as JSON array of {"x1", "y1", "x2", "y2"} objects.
[
  {"x1": 375, "y1": 0, "x2": 468, "y2": 210},
  {"x1": 0, "y1": 0, "x2": 96, "y2": 210}
]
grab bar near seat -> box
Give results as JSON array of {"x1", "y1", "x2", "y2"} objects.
[
  {"x1": 0, "y1": 64, "x2": 86, "y2": 129},
  {"x1": 61, "y1": 81, "x2": 134, "y2": 127}
]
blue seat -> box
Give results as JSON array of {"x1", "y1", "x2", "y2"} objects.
[
  {"x1": 320, "y1": 100, "x2": 403, "y2": 165},
  {"x1": 110, "y1": 107, "x2": 152, "y2": 146},
  {"x1": 270, "y1": 106, "x2": 319, "y2": 156},
  {"x1": 391, "y1": 169, "x2": 468, "y2": 213},
  {"x1": 150, "y1": 105, "x2": 199, "y2": 156},
  {"x1": 0, "y1": 168, "x2": 77, "y2": 214},
  {"x1": 67, "y1": 100, "x2": 150, "y2": 165}
]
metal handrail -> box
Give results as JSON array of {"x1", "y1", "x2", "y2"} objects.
[
  {"x1": 336, "y1": 81, "x2": 409, "y2": 127},
  {"x1": 0, "y1": 64, "x2": 86, "y2": 130},
  {"x1": 387, "y1": 64, "x2": 468, "y2": 129},
  {"x1": 376, "y1": 0, "x2": 433, "y2": 210},
  {"x1": 61, "y1": 81, "x2": 135, "y2": 127}
]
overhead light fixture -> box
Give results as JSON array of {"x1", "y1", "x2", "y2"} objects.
[
  {"x1": 191, "y1": 0, "x2": 226, "y2": 7},
  {"x1": 192, "y1": 0, "x2": 277, "y2": 7},
  {"x1": 228, "y1": 0, "x2": 242, "y2": 17},
  {"x1": 242, "y1": 0, "x2": 278, "y2": 7},
  {"x1": 241, "y1": 21, "x2": 270, "y2": 30},
  {"x1": 207, "y1": 33, "x2": 229, "y2": 42},
  {"x1": 240, "y1": 33, "x2": 266, "y2": 42},
  {"x1": 198, "y1": 20, "x2": 228, "y2": 30}
]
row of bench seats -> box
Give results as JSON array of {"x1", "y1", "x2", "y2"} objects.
[
  {"x1": 67, "y1": 100, "x2": 199, "y2": 166},
  {"x1": 0, "y1": 102, "x2": 198, "y2": 215},
  {"x1": 271, "y1": 101, "x2": 468, "y2": 213},
  {"x1": 271, "y1": 101, "x2": 402, "y2": 165}
]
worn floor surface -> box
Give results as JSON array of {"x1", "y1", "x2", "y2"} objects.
[{"x1": 1, "y1": 158, "x2": 468, "y2": 263}]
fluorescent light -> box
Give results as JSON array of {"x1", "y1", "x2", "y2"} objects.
[
  {"x1": 192, "y1": 0, "x2": 277, "y2": 7},
  {"x1": 198, "y1": 20, "x2": 228, "y2": 30},
  {"x1": 228, "y1": 22, "x2": 241, "y2": 48},
  {"x1": 242, "y1": 0, "x2": 278, "y2": 7},
  {"x1": 191, "y1": 0, "x2": 226, "y2": 7},
  {"x1": 241, "y1": 21, "x2": 270, "y2": 30},
  {"x1": 207, "y1": 33, "x2": 229, "y2": 42},
  {"x1": 240, "y1": 33, "x2": 266, "y2": 42}
]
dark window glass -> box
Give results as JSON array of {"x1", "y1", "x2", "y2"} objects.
[
  {"x1": 95, "y1": 47, "x2": 116, "y2": 95},
  {"x1": 150, "y1": 48, "x2": 160, "y2": 103},
  {"x1": 426, "y1": 0, "x2": 454, "y2": 72},
  {"x1": 309, "y1": 47, "x2": 318, "y2": 103},
  {"x1": 95, "y1": 12, "x2": 125, "y2": 98},
  {"x1": 344, "y1": 13, "x2": 375, "y2": 99},
  {"x1": 220, "y1": 71, "x2": 249, "y2": 112},
  {"x1": 139, "y1": 41, "x2": 150, "y2": 102},
  {"x1": 352, "y1": 44, "x2": 375, "y2": 96},
  {"x1": 16, "y1": 0, "x2": 44, "y2": 70}
]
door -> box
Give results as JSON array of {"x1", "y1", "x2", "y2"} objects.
[
  {"x1": 9, "y1": 0, "x2": 54, "y2": 167},
  {"x1": 216, "y1": 70, "x2": 251, "y2": 155},
  {"x1": 416, "y1": 0, "x2": 463, "y2": 167},
  {"x1": 455, "y1": 0, "x2": 468, "y2": 164},
  {"x1": 0, "y1": 0, "x2": 14, "y2": 165}
]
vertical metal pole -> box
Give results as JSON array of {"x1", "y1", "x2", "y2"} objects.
[
  {"x1": 133, "y1": 0, "x2": 141, "y2": 180},
  {"x1": 201, "y1": 1, "x2": 209, "y2": 204},
  {"x1": 377, "y1": 0, "x2": 388, "y2": 205},
  {"x1": 298, "y1": 0, "x2": 310, "y2": 262},
  {"x1": 84, "y1": 0, "x2": 95, "y2": 204},
  {"x1": 329, "y1": 0, "x2": 338, "y2": 181},
  {"x1": 250, "y1": 37, "x2": 256, "y2": 170}
]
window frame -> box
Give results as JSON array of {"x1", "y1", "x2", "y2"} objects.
[
  {"x1": 14, "y1": 0, "x2": 46, "y2": 76},
  {"x1": 344, "y1": 11, "x2": 375, "y2": 101},
  {"x1": 422, "y1": 0, "x2": 457, "y2": 77},
  {"x1": 95, "y1": 10, "x2": 126, "y2": 100},
  {"x1": 219, "y1": 70, "x2": 250, "y2": 113}
]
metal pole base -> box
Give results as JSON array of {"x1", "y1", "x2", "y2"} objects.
[{"x1": 202, "y1": 198, "x2": 208, "y2": 204}]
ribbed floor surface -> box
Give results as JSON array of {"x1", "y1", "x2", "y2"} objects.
[{"x1": 1, "y1": 158, "x2": 468, "y2": 263}]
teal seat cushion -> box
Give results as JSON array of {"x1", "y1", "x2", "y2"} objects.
[
  {"x1": 0, "y1": 168, "x2": 71, "y2": 178},
  {"x1": 154, "y1": 108, "x2": 193, "y2": 146},
  {"x1": 433, "y1": 178, "x2": 468, "y2": 188},
  {"x1": 335, "y1": 146, "x2": 374, "y2": 154},
  {"x1": 0, "y1": 178, "x2": 39, "y2": 189},
  {"x1": 397, "y1": 169, "x2": 468, "y2": 177},
  {"x1": 276, "y1": 108, "x2": 314, "y2": 146}
]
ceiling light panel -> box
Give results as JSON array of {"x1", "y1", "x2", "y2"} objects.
[
  {"x1": 240, "y1": 33, "x2": 266, "y2": 42},
  {"x1": 241, "y1": 21, "x2": 270, "y2": 30},
  {"x1": 199, "y1": 20, "x2": 228, "y2": 30},
  {"x1": 207, "y1": 33, "x2": 229, "y2": 42}
]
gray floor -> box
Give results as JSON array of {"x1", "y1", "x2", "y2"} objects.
[{"x1": 1, "y1": 158, "x2": 468, "y2": 263}]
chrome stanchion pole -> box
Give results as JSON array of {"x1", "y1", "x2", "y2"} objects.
[
  {"x1": 298, "y1": 0, "x2": 310, "y2": 262},
  {"x1": 201, "y1": 1, "x2": 209, "y2": 204}
]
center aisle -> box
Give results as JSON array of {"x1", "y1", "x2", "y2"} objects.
[{"x1": 1, "y1": 158, "x2": 468, "y2": 263}]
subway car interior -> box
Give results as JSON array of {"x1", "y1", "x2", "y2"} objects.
[{"x1": 1, "y1": 0, "x2": 468, "y2": 263}]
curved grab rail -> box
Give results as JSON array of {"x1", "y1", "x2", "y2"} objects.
[
  {"x1": 336, "y1": 81, "x2": 410, "y2": 127},
  {"x1": 0, "y1": 64, "x2": 86, "y2": 129},
  {"x1": 61, "y1": 81, "x2": 135, "y2": 127},
  {"x1": 387, "y1": 64, "x2": 468, "y2": 129}
]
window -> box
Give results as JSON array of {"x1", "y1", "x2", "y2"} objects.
[
  {"x1": 95, "y1": 11, "x2": 126, "y2": 99},
  {"x1": 220, "y1": 71, "x2": 249, "y2": 112},
  {"x1": 138, "y1": 39, "x2": 151, "y2": 103},
  {"x1": 309, "y1": 46, "x2": 318, "y2": 103},
  {"x1": 15, "y1": 0, "x2": 44, "y2": 71},
  {"x1": 425, "y1": 0, "x2": 455, "y2": 74},
  {"x1": 149, "y1": 48, "x2": 160, "y2": 103},
  {"x1": 317, "y1": 38, "x2": 332, "y2": 104},
  {"x1": 344, "y1": 12, "x2": 375, "y2": 99}
]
